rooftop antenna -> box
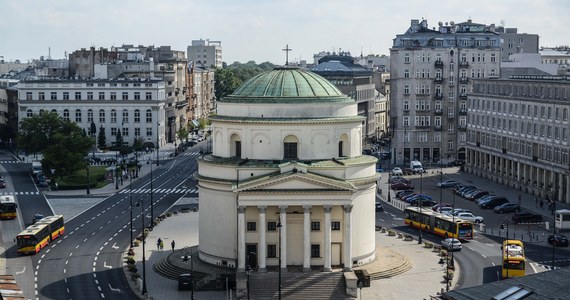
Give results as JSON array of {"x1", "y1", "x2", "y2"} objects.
[{"x1": 282, "y1": 44, "x2": 292, "y2": 66}]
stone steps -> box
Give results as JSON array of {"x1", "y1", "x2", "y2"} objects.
[
  {"x1": 369, "y1": 259, "x2": 413, "y2": 280},
  {"x1": 249, "y1": 271, "x2": 353, "y2": 300}
]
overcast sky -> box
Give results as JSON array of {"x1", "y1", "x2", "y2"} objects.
[{"x1": 1, "y1": 0, "x2": 569, "y2": 65}]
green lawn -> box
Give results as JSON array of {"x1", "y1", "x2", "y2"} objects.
[{"x1": 57, "y1": 166, "x2": 109, "y2": 190}]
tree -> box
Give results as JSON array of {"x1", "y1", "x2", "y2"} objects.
[
  {"x1": 16, "y1": 112, "x2": 63, "y2": 155},
  {"x1": 97, "y1": 125, "x2": 107, "y2": 149},
  {"x1": 177, "y1": 125, "x2": 189, "y2": 142},
  {"x1": 133, "y1": 137, "x2": 145, "y2": 152},
  {"x1": 214, "y1": 67, "x2": 241, "y2": 101},
  {"x1": 35, "y1": 119, "x2": 93, "y2": 178},
  {"x1": 114, "y1": 129, "x2": 124, "y2": 151}
]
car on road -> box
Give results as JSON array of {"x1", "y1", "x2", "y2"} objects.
[
  {"x1": 391, "y1": 182, "x2": 414, "y2": 190},
  {"x1": 466, "y1": 191, "x2": 490, "y2": 201},
  {"x1": 402, "y1": 168, "x2": 414, "y2": 175},
  {"x1": 32, "y1": 214, "x2": 45, "y2": 224},
  {"x1": 391, "y1": 167, "x2": 403, "y2": 176},
  {"x1": 375, "y1": 202, "x2": 384, "y2": 212},
  {"x1": 436, "y1": 179, "x2": 460, "y2": 188},
  {"x1": 441, "y1": 238, "x2": 462, "y2": 251},
  {"x1": 493, "y1": 203, "x2": 521, "y2": 214},
  {"x1": 456, "y1": 212, "x2": 484, "y2": 224},
  {"x1": 548, "y1": 234, "x2": 568, "y2": 247},
  {"x1": 512, "y1": 211, "x2": 543, "y2": 223},
  {"x1": 396, "y1": 190, "x2": 414, "y2": 199}
]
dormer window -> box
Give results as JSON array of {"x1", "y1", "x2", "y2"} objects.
[{"x1": 283, "y1": 135, "x2": 298, "y2": 160}]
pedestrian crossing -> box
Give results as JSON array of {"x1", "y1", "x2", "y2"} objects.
[
  {"x1": 0, "y1": 191, "x2": 41, "y2": 195},
  {"x1": 118, "y1": 188, "x2": 198, "y2": 195},
  {"x1": 0, "y1": 161, "x2": 25, "y2": 164},
  {"x1": 163, "y1": 151, "x2": 201, "y2": 158}
]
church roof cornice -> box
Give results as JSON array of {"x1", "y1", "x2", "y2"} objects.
[{"x1": 209, "y1": 115, "x2": 365, "y2": 125}]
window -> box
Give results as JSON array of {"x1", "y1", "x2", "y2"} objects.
[
  {"x1": 99, "y1": 109, "x2": 105, "y2": 123},
  {"x1": 403, "y1": 100, "x2": 410, "y2": 111},
  {"x1": 75, "y1": 109, "x2": 82, "y2": 122},
  {"x1": 87, "y1": 92, "x2": 93, "y2": 100},
  {"x1": 99, "y1": 92, "x2": 105, "y2": 100},
  {"x1": 417, "y1": 132, "x2": 427, "y2": 142},
  {"x1": 134, "y1": 92, "x2": 140, "y2": 100},
  {"x1": 146, "y1": 110, "x2": 152, "y2": 123},
  {"x1": 123, "y1": 109, "x2": 129, "y2": 123},
  {"x1": 63, "y1": 109, "x2": 70, "y2": 120},
  {"x1": 283, "y1": 135, "x2": 298, "y2": 159},
  {"x1": 122, "y1": 92, "x2": 128, "y2": 100},
  {"x1": 75, "y1": 92, "x2": 81, "y2": 100},
  {"x1": 122, "y1": 127, "x2": 129, "y2": 136},
  {"x1": 134, "y1": 128, "x2": 140, "y2": 137},
  {"x1": 87, "y1": 109, "x2": 93, "y2": 122},
  {"x1": 146, "y1": 92, "x2": 152, "y2": 100},
  {"x1": 404, "y1": 53, "x2": 410, "y2": 63},
  {"x1": 491, "y1": 53, "x2": 496, "y2": 62},
  {"x1": 26, "y1": 92, "x2": 32, "y2": 100},
  {"x1": 267, "y1": 245, "x2": 277, "y2": 258},
  {"x1": 146, "y1": 127, "x2": 153, "y2": 137},
  {"x1": 404, "y1": 69, "x2": 410, "y2": 78},
  {"x1": 311, "y1": 221, "x2": 320, "y2": 231},
  {"x1": 63, "y1": 92, "x2": 69, "y2": 100},
  {"x1": 404, "y1": 84, "x2": 410, "y2": 95},
  {"x1": 246, "y1": 222, "x2": 256, "y2": 231},
  {"x1": 134, "y1": 109, "x2": 141, "y2": 123},
  {"x1": 267, "y1": 222, "x2": 277, "y2": 231},
  {"x1": 331, "y1": 221, "x2": 341, "y2": 230},
  {"x1": 39, "y1": 92, "x2": 45, "y2": 100},
  {"x1": 111, "y1": 109, "x2": 117, "y2": 123},
  {"x1": 50, "y1": 92, "x2": 57, "y2": 100},
  {"x1": 26, "y1": 109, "x2": 33, "y2": 117},
  {"x1": 110, "y1": 92, "x2": 117, "y2": 100},
  {"x1": 111, "y1": 127, "x2": 117, "y2": 136},
  {"x1": 311, "y1": 244, "x2": 320, "y2": 258}
]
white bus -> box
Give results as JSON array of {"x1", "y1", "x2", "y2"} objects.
[{"x1": 32, "y1": 161, "x2": 42, "y2": 175}]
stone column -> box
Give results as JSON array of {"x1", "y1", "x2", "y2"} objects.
[
  {"x1": 279, "y1": 205, "x2": 288, "y2": 271},
  {"x1": 258, "y1": 206, "x2": 267, "y2": 272},
  {"x1": 237, "y1": 205, "x2": 246, "y2": 271},
  {"x1": 323, "y1": 205, "x2": 332, "y2": 272},
  {"x1": 566, "y1": 176, "x2": 570, "y2": 204},
  {"x1": 558, "y1": 173, "x2": 565, "y2": 203},
  {"x1": 342, "y1": 205, "x2": 353, "y2": 272},
  {"x1": 303, "y1": 205, "x2": 312, "y2": 272}
]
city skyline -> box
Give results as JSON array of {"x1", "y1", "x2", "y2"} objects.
[{"x1": 1, "y1": 0, "x2": 570, "y2": 65}]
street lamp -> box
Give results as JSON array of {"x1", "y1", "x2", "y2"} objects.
[
  {"x1": 277, "y1": 221, "x2": 282, "y2": 300},
  {"x1": 129, "y1": 172, "x2": 133, "y2": 247},
  {"x1": 183, "y1": 248, "x2": 195, "y2": 299},
  {"x1": 418, "y1": 171, "x2": 423, "y2": 244},
  {"x1": 156, "y1": 122, "x2": 160, "y2": 166},
  {"x1": 139, "y1": 199, "x2": 148, "y2": 294},
  {"x1": 500, "y1": 216, "x2": 509, "y2": 279},
  {"x1": 115, "y1": 149, "x2": 119, "y2": 190},
  {"x1": 150, "y1": 158, "x2": 154, "y2": 229}
]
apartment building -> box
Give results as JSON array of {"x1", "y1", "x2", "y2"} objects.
[
  {"x1": 493, "y1": 26, "x2": 539, "y2": 62},
  {"x1": 466, "y1": 76, "x2": 570, "y2": 204},
  {"x1": 187, "y1": 39, "x2": 222, "y2": 68},
  {"x1": 16, "y1": 78, "x2": 167, "y2": 148},
  {"x1": 187, "y1": 63, "x2": 215, "y2": 123},
  {"x1": 390, "y1": 18, "x2": 501, "y2": 165}
]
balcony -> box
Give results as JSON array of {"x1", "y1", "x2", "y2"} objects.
[
  {"x1": 448, "y1": 113, "x2": 455, "y2": 119},
  {"x1": 434, "y1": 125, "x2": 442, "y2": 131},
  {"x1": 434, "y1": 77, "x2": 444, "y2": 83},
  {"x1": 459, "y1": 61, "x2": 469, "y2": 68},
  {"x1": 458, "y1": 124, "x2": 467, "y2": 131},
  {"x1": 459, "y1": 108, "x2": 467, "y2": 115},
  {"x1": 459, "y1": 93, "x2": 468, "y2": 100},
  {"x1": 435, "y1": 60, "x2": 444, "y2": 68},
  {"x1": 434, "y1": 93, "x2": 443, "y2": 100},
  {"x1": 434, "y1": 108, "x2": 443, "y2": 115},
  {"x1": 448, "y1": 81, "x2": 455, "y2": 87},
  {"x1": 459, "y1": 77, "x2": 469, "y2": 84}
]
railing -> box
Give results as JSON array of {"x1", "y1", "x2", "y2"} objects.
[
  {"x1": 459, "y1": 61, "x2": 469, "y2": 68},
  {"x1": 435, "y1": 61, "x2": 444, "y2": 68},
  {"x1": 434, "y1": 109, "x2": 443, "y2": 115},
  {"x1": 459, "y1": 77, "x2": 469, "y2": 84},
  {"x1": 434, "y1": 77, "x2": 444, "y2": 83},
  {"x1": 434, "y1": 93, "x2": 443, "y2": 100}
]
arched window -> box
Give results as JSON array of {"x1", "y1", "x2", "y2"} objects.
[
  {"x1": 63, "y1": 109, "x2": 70, "y2": 120},
  {"x1": 75, "y1": 109, "x2": 82, "y2": 122},
  {"x1": 283, "y1": 135, "x2": 299, "y2": 159},
  {"x1": 146, "y1": 109, "x2": 152, "y2": 123},
  {"x1": 26, "y1": 109, "x2": 33, "y2": 118}
]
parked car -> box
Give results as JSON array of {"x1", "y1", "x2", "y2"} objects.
[
  {"x1": 454, "y1": 185, "x2": 475, "y2": 195},
  {"x1": 396, "y1": 190, "x2": 414, "y2": 199},
  {"x1": 442, "y1": 238, "x2": 462, "y2": 251},
  {"x1": 447, "y1": 160, "x2": 466, "y2": 167},
  {"x1": 389, "y1": 176, "x2": 409, "y2": 183},
  {"x1": 401, "y1": 193, "x2": 419, "y2": 202},
  {"x1": 432, "y1": 203, "x2": 452, "y2": 212},
  {"x1": 402, "y1": 168, "x2": 415, "y2": 175},
  {"x1": 479, "y1": 197, "x2": 509, "y2": 209},
  {"x1": 547, "y1": 234, "x2": 569, "y2": 247},
  {"x1": 512, "y1": 211, "x2": 543, "y2": 224},
  {"x1": 410, "y1": 198, "x2": 436, "y2": 207},
  {"x1": 467, "y1": 191, "x2": 490, "y2": 201},
  {"x1": 391, "y1": 167, "x2": 404, "y2": 176},
  {"x1": 456, "y1": 212, "x2": 484, "y2": 224},
  {"x1": 391, "y1": 182, "x2": 414, "y2": 190},
  {"x1": 475, "y1": 194, "x2": 498, "y2": 205},
  {"x1": 493, "y1": 203, "x2": 521, "y2": 214},
  {"x1": 437, "y1": 179, "x2": 460, "y2": 188},
  {"x1": 463, "y1": 189, "x2": 483, "y2": 200},
  {"x1": 447, "y1": 208, "x2": 472, "y2": 216},
  {"x1": 438, "y1": 207, "x2": 453, "y2": 215}
]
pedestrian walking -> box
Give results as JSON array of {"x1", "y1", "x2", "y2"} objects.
[
  {"x1": 160, "y1": 240, "x2": 164, "y2": 250},
  {"x1": 171, "y1": 240, "x2": 175, "y2": 252},
  {"x1": 157, "y1": 238, "x2": 162, "y2": 250},
  {"x1": 540, "y1": 199, "x2": 544, "y2": 209}
]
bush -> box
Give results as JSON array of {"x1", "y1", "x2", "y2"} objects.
[
  {"x1": 388, "y1": 230, "x2": 396, "y2": 236},
  {"x1": 126, "y1": 257, "x2": 135, "y2": 265},
  {"x1": 127, "y1": 264, "x2": 137, "y2": 272},
  {"x1": 424, "y1": 242, "x2": 434, "y2": 248}
]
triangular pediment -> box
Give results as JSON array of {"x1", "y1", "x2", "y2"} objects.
[{"x1": 235, "y1": 171, "x2": 355, "y2": 192}]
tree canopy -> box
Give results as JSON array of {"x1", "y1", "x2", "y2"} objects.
[
  {"x1": 214, "y1": 61, "x2": 276, "y2": 100},
  {"x1": 16, "y1": 112, "x2": 94, "y2": 177}
]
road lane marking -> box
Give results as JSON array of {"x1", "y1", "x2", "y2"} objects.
[{"x1": 16, "y1": 267, "x2": 25, "y2": 275}]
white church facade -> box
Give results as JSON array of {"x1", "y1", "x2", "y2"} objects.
[{"x1": 196, "y1": 67, "x2": 378, "y2": 273}]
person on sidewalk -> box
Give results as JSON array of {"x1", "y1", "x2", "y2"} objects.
[
  {"x1": 171, "y1": 240, "x2": 175, "y2": 252},
  {"x1": 540, "y1": 199, "x2": 544, "y2": 209},
  {"x1": 160, "y1": 240, "x2": 164, "y2": 250},
  {"x1": 157, "y1": 237, "x2": 162, "y2": 250}
]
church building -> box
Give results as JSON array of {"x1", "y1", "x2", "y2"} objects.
[{"x1": 196, "y1": 67, "x2": 378, "y2": 273}]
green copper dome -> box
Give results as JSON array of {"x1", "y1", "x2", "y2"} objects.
[{"x1": 221, "y1": 67, "x2": 354, "y2": 104}]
